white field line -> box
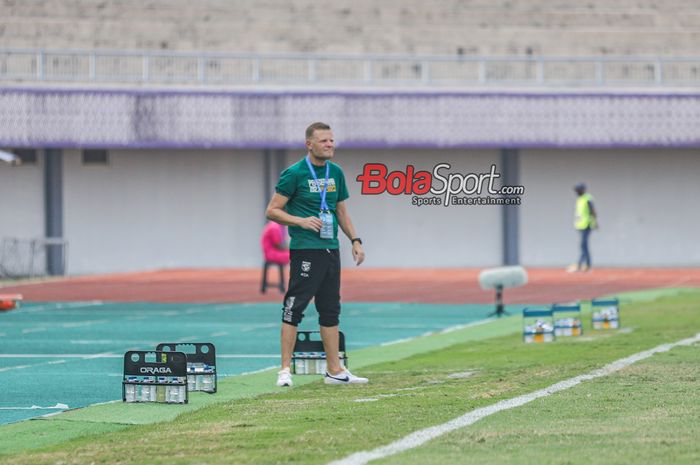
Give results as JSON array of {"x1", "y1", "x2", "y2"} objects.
[
  {"x1": 379, "y1": 337, "x2": 414, "y2": 347},
  {"x1": 0, "y1": 364, "x2": 32, "y2": 372},
  {"x1": 18, "y1": 301, "x2": 104, "y2": 314},
  {"x1": 239, "y1": 323, "x2": 278, "y2": 332},
  {"x1": 380, "y1": 319, "x2": 495, "y2": 347},
  {"x1": 0, "y1": 352, "x2": 278, "y2": 373},
  {"x1": 0, "y1": 353, "x2": 279, "y2": 359},
  {"x1": 355, "y1": 393, "x2": 402, "y2": 403},
  {"x1": 184, "y1": 308, "x2": 206, "y2": 314},
  {"x1": 69, "y1": 340, "x2": 150, "y2": 345},
  {"x1": 61, "y1": 319, "x2": 111, "y2": 328},
  {"x1": 328, "y1": 332, "x2": 700, "y2": 465},
  {"x1": 0, "y1": 352, "x2": 118, "y2": 372},
  {"x1": 21, "y1": 327, "x2": 48, "y2": 334},
  {"x1": 447, "y1": 371, "x2": 475, "y2": 379},
  {"x1": 0, "y1": 403, "x2": 69, "y2": 410},
  {"x1": 0, "y1": 358, "x2": 67, "y2": 372},
  {"x1": 37, "y1": 401, "x2": 118, "y2": 420},
  {"x1": 439, "y1": 319, "x2": 495, "y2": 334},
  {"x1": 81, "y1": 351, "x2": 118, "y2": 360},
  {"x1": 234, "y1": 365, "x2": 279, "y2": 377}
]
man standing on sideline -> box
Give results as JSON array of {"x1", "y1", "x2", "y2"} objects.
[
  {"x1": 265, "y1": 122, "x2": 368, "y2": 387},
  {"x1": 567, "y1": 183, "x2": 598, "y2": 272}
]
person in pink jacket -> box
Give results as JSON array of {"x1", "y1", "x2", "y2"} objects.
[{"x1": 261, "y1": 221, "x2": 290, "y2": 265}]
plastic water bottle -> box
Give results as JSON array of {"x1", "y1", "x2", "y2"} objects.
[
  {"x1": 140, "y1": 384, "x2": 150, "y2": 402},
  {"x1": 156, "y1": 377, "x2": 167, "y2": 402},
  {"x1": 202, "y1": 374, "x2": 213, "y2": 392},
  {"x1": 167, "y1": 384, "x2": 178, "y2": 403},
  {"x1": 124, "y1": 378, "x2": 136, "y2": 402},
  {"x1": 295, "y1": 355, "x2": 305, "y2": 374},
  {"x1": 202, "y1": 366, "x2": 214, "y2": 391}
]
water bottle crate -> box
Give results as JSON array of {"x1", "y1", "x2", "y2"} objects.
[
  {"x1": 522, "y1": 308, "x2": 556, "y2": 343},
  {"x1": 294, "y1": 354, "x2": 326, "y2": 375},
  {"x1": 157, "y1": 342, "x2": 217, "y2": 393},
  {"x1": 122, "y1": 351, "x2": 188, "y2": 404},
  {"x1": 292, "y1": 331, "x2": 348, "y2": 375},
  {"x1": 592, "y1": 298, "x2": 620, "y2": 329},
  {"x1": 553, "y1": 321, "x2": 583, "y2": 337},
  {"x1": 523, "y1": 331, "x2": 555, "y2": 343},
  {"x1": 552, "y1": 302, "x2": 583, "y2": 337}
]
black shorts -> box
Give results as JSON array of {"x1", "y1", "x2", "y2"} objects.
[{"x1": 282, "y1": 249, "x2": 341, "y2": 327}]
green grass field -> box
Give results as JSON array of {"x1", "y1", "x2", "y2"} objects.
[{"x1": 1, "y1": 290, "x2": 699, "y2": 465}]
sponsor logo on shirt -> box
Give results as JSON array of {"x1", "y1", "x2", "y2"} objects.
[{"x1": 308, "y1": 178, "x2": 337, "y2": 193}]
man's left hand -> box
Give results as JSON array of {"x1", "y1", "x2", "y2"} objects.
[{"x1": 352, "y1": 242, "x2": 365, "y2": 266}]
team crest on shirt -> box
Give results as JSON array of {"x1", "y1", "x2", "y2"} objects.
[{"x1": 308, "y1": 178, "x2": 337, "y2": 193}]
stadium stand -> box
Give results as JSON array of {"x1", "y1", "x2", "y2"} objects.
[{"x1": 1, "y1": 0, "x2": 700, "y2": 56}]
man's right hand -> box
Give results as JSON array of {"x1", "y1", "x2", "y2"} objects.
[{"x1": 298, "y1": 216, "x2": 323, "y2": 232}]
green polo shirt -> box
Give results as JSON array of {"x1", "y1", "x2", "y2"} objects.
[{"x1": 275, "y1": 157, "x2": 349, "y2": 250}]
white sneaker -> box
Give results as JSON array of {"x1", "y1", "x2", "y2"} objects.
[
  {"x1": 324, "y1": 369, "x2": 368, "y2": 385},
  {"x1": 276, "y1": 368, "x2": 293, "y2": 387}
]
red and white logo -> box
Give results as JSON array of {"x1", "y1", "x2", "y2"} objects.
[{"x1": 356, "y1": 163, "x2": 524, "y2": 207}]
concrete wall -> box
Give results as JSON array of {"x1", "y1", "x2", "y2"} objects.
[
  {"x1": 520, "y1": 149, "x2": 700, "y2": 267},
  {"x1": 62, "y1": 148, "x2": 265, "y2": 274},
  {"x1": 48, "y1": 147, "x2": 504, "y2": 273},
  {"x1": 0, "y1": 156, "x2": 44, "y2": 239},
  {"x1": 3, "y1": 147, "x2": 699, "y2": 274}
]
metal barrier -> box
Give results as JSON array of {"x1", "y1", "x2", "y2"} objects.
[
  {"x1": 1, "y1": 49, "x2": 699, "y2": 87},
  {"x1": 0, "y1": 237, "x2": 69, "y2": 278}
]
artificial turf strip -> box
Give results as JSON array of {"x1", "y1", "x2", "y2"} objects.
[
  {"x1": 3, "y1": 290, "x2": 698, "y2": 465},
  {"x1": 0, "y1": 420, "x2": 127, "y2": 457},
  {"x1": 610, "y1": 286, "x2": 698, "y2": 303},
  {"x1": 0, "y1": 310, "x2": 521, "y2": 454}
]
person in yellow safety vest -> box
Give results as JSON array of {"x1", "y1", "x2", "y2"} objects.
[{"x1": 567, "y1": 183, "x2": 598, "y2": 272}]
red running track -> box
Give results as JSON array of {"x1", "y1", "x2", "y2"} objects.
[{"x1": 2, "y1": 268, "x2": 699, "y2": 304}]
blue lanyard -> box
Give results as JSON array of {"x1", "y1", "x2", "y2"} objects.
[{"x1": 305, "y1": 155, "x2": 330, "y2": 212}]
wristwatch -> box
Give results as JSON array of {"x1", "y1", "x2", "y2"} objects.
[{"x1": 351, "y1": 238, "x2": 363, "y2": 245}]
